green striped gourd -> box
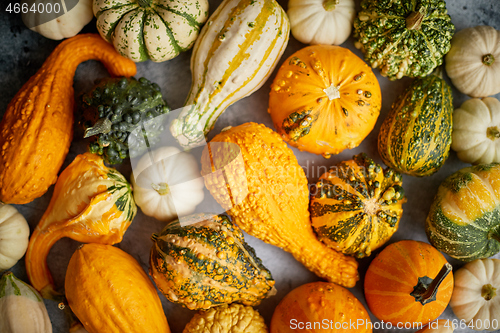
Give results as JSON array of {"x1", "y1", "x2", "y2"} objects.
[
  {"x1": 426, "y1": 163, "x2": 500, "y2": 261},
  {"x1": 310, "y1": 153, "x2": 406, "y2": 258},
  {"x1": 377, "y1": 72, "x2": 453, "y2": 177},
  {"x1": 93, "y1": 0, "x2": 209, "y2": 62},
  {"x1": 170, "y1": 0, "x2": 290, "y2": 148},
  {"x1": 0, "y1": 271, "x2": 52, "y2": 333},
  {"x1": 149, "y1": 213, "x2": 275, "y2": 310}
]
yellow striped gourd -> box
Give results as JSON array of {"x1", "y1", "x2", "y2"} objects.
[{"x1": 171, "y1": 0, "x2": 290, "y2": 147}]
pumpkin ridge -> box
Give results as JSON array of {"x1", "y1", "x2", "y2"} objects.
[
  {"x1": 394, "y1": 242, "x2": 421, "y2": 280},
  {"x1": 148, "y1": 7, "x2": 182, "y2": 53},
  {"x1": 368, "y1": 265, "x2": 414, "y2": 287},
  {"x1": 155, "y1": 4, "x2": 201, "y2": 28}
]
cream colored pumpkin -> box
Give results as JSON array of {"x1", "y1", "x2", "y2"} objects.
[
  {"x1": 93, "y1": 0, "x2": 209, "y2": 62},
  {"x1": 451, "y1": 97, "x2": 500, "y2": 164},
  {"x1": 21, "y1": 0, "x2": 93, "y2": 40},
  {"x1": 131, "y1": 146, "x2": 204, "y2": 222},
  {"x1": 0, "y1": 204, "x2": 30, "y2": 271},
  {"x1": 445, "y1": 25, "x2": 500, "y2": 97},
  {"x1": 287, "y1": 0, "x2": 355, "y2": 45},
  {"x1": 0, "y1": 271, "x2": 52, "y2": 333},
  {"x1": 450, "y1": 258, "x2": 500, "y2": 331}
]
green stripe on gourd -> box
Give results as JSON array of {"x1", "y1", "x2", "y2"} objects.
[
  {"x1": 0, "y1": 272, "x2": 43, "y2": 302},
  {"x1": 378, "y1": 72, "x2": 453, "y2": 177}
]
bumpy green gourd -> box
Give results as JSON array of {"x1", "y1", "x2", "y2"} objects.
[
  {"x1": 377, "y1": 72, "x2": 453, "y2": 176},
  {"x1": 81, "y1": 77, "x2": 170, "y2": 164},
  {"x1": 353, "y1": 0, "x2": 454, "y2": 80},
  {"x1": 149, "y1": 213, "x2": 275, "y2": 310}
]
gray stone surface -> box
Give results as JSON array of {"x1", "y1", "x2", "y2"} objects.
[{"x1": 1, "y1": 1, "x2": 500, "y2": 332}]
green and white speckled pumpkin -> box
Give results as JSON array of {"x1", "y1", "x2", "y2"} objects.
[
  {"x1": 426, "y1": 163, "x2": 500, "y2": 261},
  {"x1": 93, "y1": 0, "x2": 209, "y2": 62},
  {"x1": 353, "y1": 0, "x2": 454, "y2": 80},
  {"x1": 378, "y1": 72, "x2": 453, "y2": 177}
]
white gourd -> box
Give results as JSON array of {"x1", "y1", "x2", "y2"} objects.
[
  {"x1": 451, "y1": 97, "x2": 500, "y2": 164},
  {"x1": 170, "y1": 0, "x2": 290, "y2": 148},
  {"x1": 445, "y1": 25, "x2": 500, "y2": 97},
  {"x1": 287, "y1": 0, "x2": 355, "y2": 46},
  {"x1": 22, "y1": 0, "x2": 93, "y2": 40},
  {"x1": 450, "y1": 258, "x2": 500, "y2": 331},
  {"x1": 0, "y1": 204, "x2": 30, "y2": 271},
  {"x1": 93, "y1": 0, "x2": 209, "y2": 62},
  {"x1": 131, "y1": 146, "x2": 204, "y2": 222},
  {"x1": 0, "y1": 271, "x2": 52, "y2": 333}
]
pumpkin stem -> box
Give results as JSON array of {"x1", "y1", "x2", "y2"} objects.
[
  {"x1": 483, "y1": 54, "x2": 495, "y2": 66},
  {"x1": 406, "y1": 7, "x2": 427, "y2": 30},
  {"x1": 410, "y1": 262, "x2": 452, "y2": 305},
  {"x1": 481, "y1": 284, "x2": 497, "y2": 301},
  {"x1": 151, "y1": 182, "x2": 170, "y2": 195},
  {"x1": 323, "y1": 83, "x2": 341, "y2": 100},
  {"x1": 84, "y1": 118, "x2": 112, "y2": 138},
  {"x1": 323, "y1": 0, "x2": 340, "y2": 11},
  {"x1": 487, "y1": 127, "x2": 500, "y2": 140},
  {"x1": 137, "y1": 0, "x2": 152, "y2": 7}
]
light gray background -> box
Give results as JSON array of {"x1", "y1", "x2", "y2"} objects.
[{"x1": 1, "y1": 0, "x2": 500, "y2": 332}]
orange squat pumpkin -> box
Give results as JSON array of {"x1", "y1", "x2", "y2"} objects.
[
  {"x1": 268, "y1": 45, "x2": 381, "y2": 158},
  {"x1": 364, "y1": 240, "x2": 453, "y2": 326},
  {"x1": 271, "y1": 282, "x2": 372, "y2": 333},
  {"x1": 65, "y1": 243, "x2": 170, "y2": 333}
]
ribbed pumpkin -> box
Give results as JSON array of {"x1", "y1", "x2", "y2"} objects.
[
  {"x1": 426, "y1": 163, "x2": 500, "y2": 261},
  {"x1": 170, "y1": 0, "x2": 290, "y2": 148},
  {"x1": 310, "y1": 153, "x2": 406, "y2": 258},
  {"x1": 378, "y1": 72, "x2": 453, "y2": 177},
  {"x1": 65, "y1": 244, "x2": 170, "y2": 333},
  {"x1": 268, "y1": 45, "x2": 381, "y2": 158},
  {"x1": 201, "y1": 123, "x2": 359, "y2": 288},
  {"x1": 150, "y1": 213, "x2": 275, "y2": 310},
  {"x1": 364, "y1": 240, "x2": 454, "y2": 326}
]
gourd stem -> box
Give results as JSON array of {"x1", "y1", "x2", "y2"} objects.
[
  {"x1": 84, "y1": 118, "x2": 112, "y2": 138},
  {"x1": 481, "y1": 284, "x2": 497, "y2": 301},
  {"x1": 410, "y1": 263, "x2": 452, "y2": 305},
  {"x1": 487, "y1": 127, "x2": 500, "y2": 140},
  {"x1": 137, "y1": 0, "x2": 152, "y2": 7},
  {"x1": 406, "y1": 7, "x2": 427, "y2": 30},
  {"x1": 483, "y1": 54, "x2": 495, "y2": 66},
  {"x1": 151, "y1": 182, "x2": 170, "y2": 195},
  {"x1": 323, "y1": 0, "x2": 340, "y2": 11}
]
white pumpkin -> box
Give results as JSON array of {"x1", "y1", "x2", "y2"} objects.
[
  {"x1": 0, "y1": 204, "x2": 30, "y2": 271},
  {"x1": 451, "y1": 97, "x2": 500, "y2": 164},
  {"x1": 21, "y1": 0, "x2": 93, "y2": 40},
  {"x1": 445, "y1": 25, "x2": 500, "y2": 98},
  {"x1": 0, "y1": 271, "x2": 52, "y2": 333},
  {"x1": 287, "y1": 0, "x2": 355, "y2": 45},
  {"x1": 131, "y1": 146, "x2": 205, "y2": 222},
  {"x1": 93, "y1": 0, "x2": 209, "y2": 62},
  {"x1": 450, "y1": 258, "x2": 500, "y2": 332}
]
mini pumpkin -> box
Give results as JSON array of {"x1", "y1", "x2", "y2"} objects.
[
  {"x1": 452, "y1": 97, "x2": 500, "y2": 164},
  {"x1": 364, "y1": 240, "x2": 454, "y2": 325},
  {"x1": 268, "y1": 45, "x2": 381, "y2": 158},
  {"x1": 0, "y1": 204, "x2": 30, "y2": 271},
  {"x1": 310, "y1": 153, "x2": 406, "y2": 258},
  {"x1": 445, "y1": 25, "x2": 500, "y2": 98},
  {"x1": 450, "y1": 258, "x2": 500, "y2": 331}
]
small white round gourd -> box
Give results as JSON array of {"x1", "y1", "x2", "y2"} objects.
[
  {"x1": 0, "y1": 204, "x2": 30, "y2": 271},
  {"x1": 451, "y1": 97, "x2": 500, "y2": 164},
  {"x1": 445, "y1": 25, "x2": 500, "y2": 97},
  {"x1": 450, "y1": 258, "x2": 500, "y2": 332},
  {"x1": 287, "y1": 0, "x2": 355, "y2": 45},
  {"x1": 131, "y1": 146, "x2": 205, "y2": 222},
  {"x1": 21, "y1": 0, "x2": 93, "y2": 40}
]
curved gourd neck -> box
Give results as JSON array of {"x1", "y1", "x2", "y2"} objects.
[
  {"x1": 323, "y1": 0, "x2": 339, "y2": 11},
  {"x1": 410, "y1": 263, "x2": 452, "y2": 305},
  {"x1": 406, "y1": 7, "x2": 427, "y2": 30}
]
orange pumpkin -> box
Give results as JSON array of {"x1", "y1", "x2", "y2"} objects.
[
  {"x1": 268, "y1": 45, "x2": 381, "y2": 158},
  {"x1": 270, "y1": 281, "x2": 372, "y2": 333},
  {"x1": 364, "y1": 240, "x2": 454, "y2": 326}
]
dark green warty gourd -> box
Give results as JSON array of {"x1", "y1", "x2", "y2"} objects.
[
  {"x1": 81, "y1": 77, "x2": 170, "y2": 164},
  {"x1": 353, "y1": 0, "x2": 454, "y2": 80}
]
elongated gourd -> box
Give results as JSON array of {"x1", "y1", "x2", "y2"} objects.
[
  {"x1": 170, "y1": 0, "x2": 290, "y2": 148},
  {"x1": 26, "y1": 153, "x2": 136, "y2": 299},
  {"x1": 0, "y1": 34, "x2": 136, "y2": 204}
]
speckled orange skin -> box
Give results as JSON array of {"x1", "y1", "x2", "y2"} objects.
[
  {"x1": 201, "y1": 123, "x2": 359, "y2": 288},
  {"x1": 0, "y1": 34, "x2": 136, "y2": 204},
  {"x1": 65, "y1": 244, "x2": 170, "y2": 333},
  {"x1": 269, "y1": 45, "x2": 381, "y2": 158},
  {"x1": 364, "y1": 240, "x2": 454, "y2": 326},
  {"x1": 270, "y1": 282, "x2": 372, "y2": 333}
]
